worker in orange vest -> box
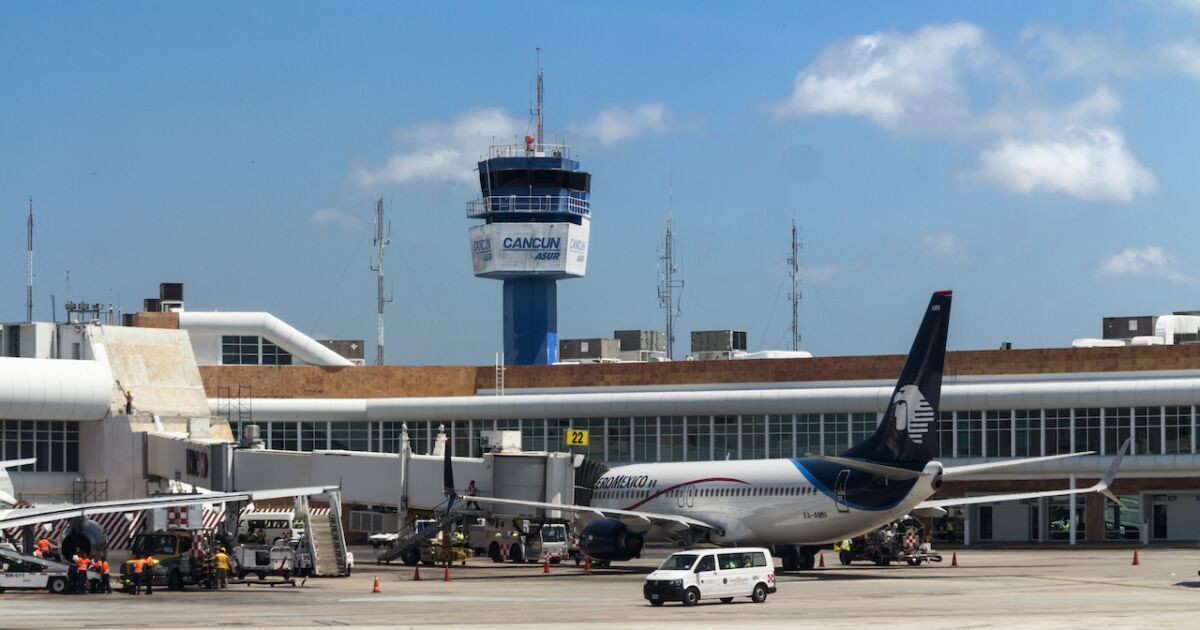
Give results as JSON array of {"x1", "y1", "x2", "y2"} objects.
[
  {"x1": 142, "y1": 554, "x2": 157, "y2": 595},
  {"x1": 99, "y1": 556, "x2": 112, "y2": 594},
  {"x1": 74, "y1": 552, "x2": 89, "y2": 595},
  {"x1": 128, "y1": 555, "x2": 146, "y2": 595},
  {"x1": 36, "y1": 536, "x2": 52, "y2": 557}
]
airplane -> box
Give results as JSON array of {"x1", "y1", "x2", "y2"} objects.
[{"x1": 449, "y1": 290, "x2": 1129, "y2": 570}]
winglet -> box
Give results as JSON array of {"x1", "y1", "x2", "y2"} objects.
[
  {"x1": 0, "y1": 458, "x2": 37, "y2": 469},
  {"x1": 1097, "y1": 437, "x2": 1130, "y2": 504}
]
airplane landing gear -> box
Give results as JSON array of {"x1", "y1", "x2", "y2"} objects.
[{"x1": 775, "y1": 544, "x2": 819, "y2": 571}]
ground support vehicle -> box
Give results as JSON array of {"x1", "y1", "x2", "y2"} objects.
[
  {"x1": 470, "y1": 521, "x2": 569, "y2": 564},
  {"x1": 644, "y1": 548, "x2": 776, "y2": 607},
  {"x1": 368, "y1": 532, "x2": 397, "y2": 549},
  {"x1": 120, "y1": 529, "x2": 221, "y2": 592},
  {"x1": 837, "y1": 516, "x2": 942, "y2": 566},
  {"x1": 232, "y1": 538, "x2": 313, "y2": 581},
  {"x1": 0, "y1": 546, "x2": 96, "y2": 594}
]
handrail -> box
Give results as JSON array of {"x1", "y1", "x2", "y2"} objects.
[
  {"x1": 466, "y1": 195, "x2": 590, "y2": 218},
  {"x1": 488, "y1": 143, "x2": 570, "y2": 159}
]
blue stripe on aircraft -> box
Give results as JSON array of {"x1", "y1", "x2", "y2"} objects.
[{"x1": 790, "y1": 458, "x2": 909, "y2": 512}]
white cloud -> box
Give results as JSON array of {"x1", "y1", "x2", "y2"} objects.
[
  {"x1": 1156, "y1": 40, "x2": 1200, "y2": 79},
  {"x1": 572, "y1": 103, "x2": 673, "y2": 146},
  {"x1": 352, "y1": 107, "x2": 521, "y2": 190},
  {"x1": 1099, "y1": 246, "x2": 1196, "y2": 284},
  {"x1": 920, "y1": 232, "x2": 962, "y2": 259},
  {"x1": 775, "y1": 23, "x2": 1166, "y2": 203},
  {"x1": 309, "y1": 208, "x2": 363, "y2": 232},
  {"x1": 774, "y1": 23, "x2": 1004, "y2": 133},
  {"x1": 976, "y1": 127, "x2": 1156, "y2": 203}
]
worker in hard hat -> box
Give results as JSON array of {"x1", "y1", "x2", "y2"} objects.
[{"x1": 213, "y1": 547, "x2": 230, "y2": 589}]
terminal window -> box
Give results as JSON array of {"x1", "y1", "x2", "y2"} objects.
[{"x1": 0, "y1": 420, "x2": 79, "y2": 473}]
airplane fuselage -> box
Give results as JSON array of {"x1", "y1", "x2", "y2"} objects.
[{"x1": 591, "y1": 458, "x2": 941, "y2": 546}]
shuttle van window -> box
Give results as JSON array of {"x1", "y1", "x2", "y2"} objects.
[
  {"x1": 695, "y1": 555, "x2": 716, "y2": 572},
  {"x1": 660, "y1": 554, "x2": 698, "y2": 571}
]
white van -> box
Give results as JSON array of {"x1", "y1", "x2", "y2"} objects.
[{"x1": 643, "y1": 547, "x2": 776, "y2": 607}]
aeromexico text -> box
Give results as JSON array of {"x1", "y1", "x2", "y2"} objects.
[{"x1": 595, "y1": 474, "x2": 659, "y2": 490}]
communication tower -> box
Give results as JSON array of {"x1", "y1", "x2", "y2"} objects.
[
  {"x1": 788, "y1": 220, "x2": 802, "y2": 351},
  {"x1": 658, "y1": 217, "x2": 684, "y2": 360}
]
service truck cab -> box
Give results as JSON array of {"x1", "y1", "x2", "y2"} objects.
[{"x1": 643, "y1": 548, "x2": 776, "y2": 607}]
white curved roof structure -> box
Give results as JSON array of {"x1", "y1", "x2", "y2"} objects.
[
  {"x1": 178, "y1": 312, "x2": 353, "y2": 367},
  {"x1": 0, "y1": 357, "x2": 113, "y2": 421}
]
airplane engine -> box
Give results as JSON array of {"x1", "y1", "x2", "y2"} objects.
[
  {"x1": 60, "y1": 518, "x2": 109, "y2": 557},
  {"x1": 580, "y1": 518, "x2": 644, "y2": 561}
]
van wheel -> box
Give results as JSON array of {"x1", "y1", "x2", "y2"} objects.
[
  {"x1": 682, "y1": 587, "x2": 700, "y2": 607},
  {"x1": 751, "y1": 583, "x2": 768, "y2": 603},
  {"x1": 649, "y1": 600, "x2": 664, "y2": 607},
  {"x1": 509, "y1": 544, "x2": 525, "y2": 564},
  {"x1": 47, "y1": 576, "x2": 68, "y2": 594},
  {"x1": 720, "y1": 597, "x2": 734, "y2": 604},
  {"x1": 489, "y1": 543, "x2": 503, "y2": 563}
]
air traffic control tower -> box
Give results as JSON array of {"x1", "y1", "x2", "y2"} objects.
[{"x1": 466, "y1": 132, "x2": 591, "y2": 365}]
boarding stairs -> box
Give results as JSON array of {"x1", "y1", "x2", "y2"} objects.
[{"x1": 297, "y1": 491, "x2": 350, "y2": 577}]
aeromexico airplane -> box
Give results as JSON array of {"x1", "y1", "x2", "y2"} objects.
[{"x1": 456, "y1": 291, "x2": 1128, "y2": 569}]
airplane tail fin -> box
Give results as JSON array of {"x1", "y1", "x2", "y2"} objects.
[{"x1": 842, "y1": 290, "x2": 952, "y2": 469}]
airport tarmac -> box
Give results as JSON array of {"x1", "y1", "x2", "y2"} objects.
[{"x1": 3, "y1": 546, "x2": 1199, "y2": 629}]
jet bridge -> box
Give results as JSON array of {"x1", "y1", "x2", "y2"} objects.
[{"x1": 229, "y1": 427, "x2": 578, "y2": 525}]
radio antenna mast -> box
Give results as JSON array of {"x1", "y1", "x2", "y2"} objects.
[
  {"x1": 788, "y1": 219, "x2": 802, "y2": 351},
  {"x1": 370, "y1": 197, "x2": 392, "y2": 365},
  {"x1": 26, "y1": 196, "x2": 34, "y2": 322},
  {"x1": 536, "y1": 48, "x2": 544, "y2": 146},
  {"x1": 657, "y1": 196, "x2": 684, "y2": 360}
]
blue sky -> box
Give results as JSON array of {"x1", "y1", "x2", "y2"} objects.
[{"x1": 3, "y1": 1, "x2": 1200, "y2": 364}]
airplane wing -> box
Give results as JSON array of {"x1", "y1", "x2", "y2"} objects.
[
  {"x1": 0, "y1": 485, "x2": 338, "y2": 530},
  {"x1": 1, "y1": 458, "x2": 37, "y2": 469},
  {"x1": 942, "y1": 451, "x2": 1096, "y2": 478},
  {"x1": 1, "y1": 458, "x2": 39, "y2": 506},
  {"x1": 917, "y1": 439, "x2": 1128, "y2": 513},
  {"x1": 461, "y1": 495, "x2": 718, "y2": 534}
]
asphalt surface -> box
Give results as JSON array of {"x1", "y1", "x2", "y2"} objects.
[{"x1": 3, "y1": 545, "x2": 1199, "y2": 628}]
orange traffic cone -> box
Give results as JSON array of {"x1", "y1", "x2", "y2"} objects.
[
  {"x1": 1132, "y1": 549, "x2": 1140, "y2": 566},
  {"x1": 413, "y1": 564, "x2": 421, "y2": 581},
  {"x1": 951, "y1": 552, "x2": 958, "y2": 567},
  {"x1": 443, "y1": 563, "x2": 452, "y2": 582},
  {"x1": 818, "y1": 553, "x2": 825, "y2": 568},
  {"x1": 584, "y1": 556, "x2": 592, "y2": 572},
  {"x1": 372, "y1": 576, "x2": 381, "y2": 593},
  {"x1": 544, "y1": 554, "x2": 551, "y2": 574}
]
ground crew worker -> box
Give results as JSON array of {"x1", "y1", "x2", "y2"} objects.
[
  {"x1": 125, "y1": 389, "x2": 134, "y2": 414},
  {"x1": 142, "y1": 554, "x2": 157, "y2": 595},
  {"x1": 213, "y1": 547, "x2": 230, "y2": 589},
  {"x1": 67, "y1": 548, "x2": 81, "y2": 594},
  {"x1": 36, "y1": 536, "x2": 51, "y2": 557},
  {"x1": 99, "y1": 556, "x2": 111, "y2": 594},
  {"x1": 74, "y1": 551, "x2": 89, "y2": 595},
  {"x1": 128, "y1": 555, "x2": 145, "y2": 595},
  {"x1": 466, "y1": 480, "x2": 480, "y2": 510}
]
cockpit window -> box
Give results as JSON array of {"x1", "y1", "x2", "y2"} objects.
[{"x1": 659, "y1": 553, "x2": 698, "y2": 571}]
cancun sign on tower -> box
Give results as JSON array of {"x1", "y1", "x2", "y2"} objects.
[{"x1": 469, "y1": 222, "x2": 589, "y2": 279}]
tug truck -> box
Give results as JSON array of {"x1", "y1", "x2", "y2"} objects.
[{"x1": 470, "y1": 520, "x2": 569, "y2": 564}]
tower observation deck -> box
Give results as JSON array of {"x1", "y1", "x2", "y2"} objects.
[{"x1": 467, "y1": 139, "x2": 592, "y2": 365}]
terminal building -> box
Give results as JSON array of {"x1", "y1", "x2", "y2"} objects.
[{"x1": 6, "y1": 293, "x2": 1200, "y2": 547}]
